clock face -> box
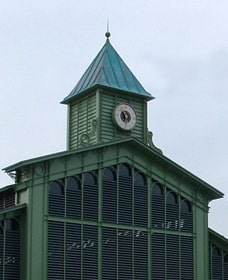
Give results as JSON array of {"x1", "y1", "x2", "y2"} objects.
[{"x1": 113, "y1": 103, "x2": 137, "y2": 130}]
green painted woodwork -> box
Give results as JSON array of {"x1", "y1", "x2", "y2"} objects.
[
  {"x1": 68, "y1": 89, "x2": 149, "y2": 149},
  {"x1": 68, "y1": 93, "x2": 97, "y2": 149}
]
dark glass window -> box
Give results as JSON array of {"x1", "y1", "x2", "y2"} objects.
[
  {"x1": 166, "y1": 191, "x2": 179, "y2": 231},
  {"x1": 66, "y1": 176, "x2": 82, "y2": 219},
  {"x1": 134, "y1": 172, "x2": 147, "y2": 226},
  {"x1": 181, "y1": 199, "x2": 192, "y2": 213},
  {"x1": 181, "y1": 199, "x2": 193, "y2": 232},
  {"x1": 83, "y1": 172, "x2": 98, "y2": 221},
  {"x1": 119, "y1": 164, "x2": 133, "y2": 225},
  {"x1": 49, "y1": 181, "x2": 64, "y2": 195},
  {"x1": 48, "y1": 180, "x2": 65, "y2": 217},
  {"x1": 211, "y1": 246, "x2": 223, "y2": 280},
  {"x1": 103, "y1": 166, "x2": 116, "y2": 181},
  {"x1": 103, "y1": 167, "x2": 117, "y2": 223},
  {"x1": 152, "y1": 183, "x2": 165, "y2": 229},
  {"x1": 119, "y1": 163, "x2": 131, "y2": 177},
  {"x1": 167, "y1": 191, "x2": 177, "y2": 204},
  {"x1": 152, "y1": 182, "x2": 163, "y2": 196}
]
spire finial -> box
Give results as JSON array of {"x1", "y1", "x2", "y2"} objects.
[{"x1": 105, "y1": 19, "x2": 111, "y2": 40}]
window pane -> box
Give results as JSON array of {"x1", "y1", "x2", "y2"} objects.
[
  {"x1": 103, "y1": 168, "x2": 117, "y2": 223},
  {"x1": 48, "y1": 181, "x2": 65, "y2": 217},
  {"x1": 83, "y1": 172, "x2": 98, "y2": 221},
  {"x1": 134, "y1": 172, "x2": 147, "y2": 226},
  {"x1": 66, "y1": 176, "x2": 82, "y2": 219}
]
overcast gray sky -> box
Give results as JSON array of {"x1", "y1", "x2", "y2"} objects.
[{"x1": 0, "y1": 1, "x2": 227, "y2": 236}]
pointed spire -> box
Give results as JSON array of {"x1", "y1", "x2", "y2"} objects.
[
  {"x1": 105, "y1": 19, "x2": 111, "y2": 41},
  {"x1": 62, "y1": 34, "x2": 154, "y2": 104}
]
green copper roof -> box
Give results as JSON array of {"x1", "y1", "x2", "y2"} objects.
[{"x1": 62, "y1": 38, "x2": 154, "y2": 104}]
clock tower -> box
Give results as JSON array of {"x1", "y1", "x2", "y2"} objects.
[
  {"x1": 61, "y1": 32, "x2": 154, "y2": 150},
  {"x1": 1, "y1": 31, "x2": 227, "y2": 280}
]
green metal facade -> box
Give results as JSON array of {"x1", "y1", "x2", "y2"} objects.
[{"x1": 0, "y1": 35, "x2": 227, "y2": 279}]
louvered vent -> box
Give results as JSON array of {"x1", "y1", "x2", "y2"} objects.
[
  {"x1": 224, "y1": 254, "x2": 228, "y2": 279},
  {"x1": 134, "y1": 230, "x2": 148, "y2": 279},
  {"x1": 66, "y1": 223, "x2": 81, "y2": 279},
  {"x1": 102, "y1": 227, "x2": 117, "y2": 279},
  {"x1": 83, "y1": 172, "x2": 98, "y2": 221},
  {"x1": 48, "y1": 221, "x2": 64, "y2": 279},
  {"x1": 0, "y1": 226, "x2": 3, "y2": 279},
  {"x1": 166, "y1": 234, "x2": 179, "y2": 278},
  {"x1": 48, "y1": 181, "x2": 65, "y2": 217},
  {"x1": 5, "y1": 219, "x2": 20, "y2": 279},
  {"x1": 66, "y1": 176, "x2": 82, "y2": 219},
  {"x1": 119, "y1": 164, "x2": 132, "y2": 225},
  {"x1": 152, "y1": 233, "x2": 165, "y2": 279},
  {"x1": 166, "y1": 192, "x2": 179, "y2": 231},
  {"x1": 118, "y1": 228, "x2": 133, "y2": 279},
  {"x1": 82, "y1": 225, "x2": 98, "y2": 279},
  {"x1": 152, "y1": 183, "x2": 165, "y2": 229},
  {"x1": 181, "y1": 236, "x2": 194, "y2": 279},
  {"x1": 181, "y1": 199, "x2": 193, "y2": 232},
  {"x1": 0, "y1": 189, "x2": 15, "y2": 211},
  {"x1": 134, "y1": 172, "x2": 147, "y2": 227},
  {"x1": 211, "y1": 246, "x2": 223, "y2": 280},
  {"x1": 103, "y1": 167, "x2": 117, "y2": 223}
]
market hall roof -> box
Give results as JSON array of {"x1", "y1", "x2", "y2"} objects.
[{"x1": 62, "y1": 33, "x2": 154, "y2": 104}]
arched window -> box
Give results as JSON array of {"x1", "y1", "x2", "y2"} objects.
[
  {"x1": 152, "y1": 182, "x2": 165, "y2": 229},
  {"x1": 166, "y1": 191, "x2": 177, "y2": 205},
  {"x1": 49, "y1": 180, "x2": 64, "y2": 196},
  {"x1": 66, "y1": 176, "x2": 81, "y2": 219},
  {"x1": 180, "y1": 198, "x2": 193, "y2": 232},
  {"x1": 212, "y1": 246, "x2": 221, "y2": 256},
  {"x1": 134, "y1": 172, "x2": 146, "y2": 186},
  {"x1": 134, "y1": 172, "x2": 147, "y2": 226},
  {"x1": 83, "y1": 171, "x2": 98, "y2": 220},
  {"x1": 49, "y1": 180, "x2": 65, "y2": 217},
  {"x1": 103, "y1": 167, "x2": 117, "y2": 182},
  {"x1": 119, "y1": 163, "x2": 131, "y2": 177},
  {"x1": 103, "y1": 167, "x2": 117, "y2": 223},
  {"x1": 66, "y1": 176, "x2": 81, "y2": 191},
  {"x1": 211, "y1": 246, "x2": 223, "y2": 280},
  {"x1": 166, "y1": 191, "x2": 178, "y2": 231},
  {"x1": 84, "y1": 172, "x2": 97, "y2": 186},
  {"x1": 118, "y1": 164, "x2": 132, "y2": 225},
  {"x1": 152, "y1": 182, "x2": 163, "y2": 196},
  {"x1": 181, "y1": 199, "x2": 192, "y2": 213}
]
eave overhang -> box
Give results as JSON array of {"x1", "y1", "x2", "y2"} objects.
[
  {"x1": 209, "y1": 228, "x2": 228, "y2": 252},
  {"x1": 3, "y1": 137, "x2": 223, "y2": 201}
]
